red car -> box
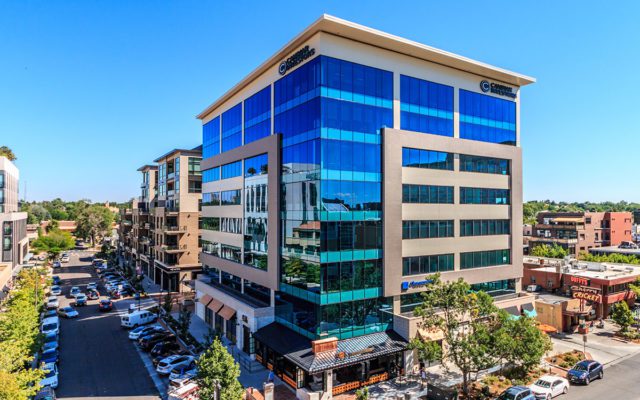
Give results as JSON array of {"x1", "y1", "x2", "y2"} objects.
[
  {"x1": 86, "y1": 289, "x2": 100, "y2": 300},
  {"x1": 98, "y1": 299, "x2": 113, "y2": 311}
]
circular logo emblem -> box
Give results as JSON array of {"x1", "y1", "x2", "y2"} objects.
[
  {"x1": 278, "y1": 62, "x2": 287, "y2": 75},
  {"x1": 480, "y1": 80, "x2": 491, "y2": 92}
]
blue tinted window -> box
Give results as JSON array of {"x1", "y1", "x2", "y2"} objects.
[
  {"x1": 459, "y1": 187, "x2": 510, "y2": 205},
  {"x1": 222, "y1": 103, "x2": 242, "y2": 152},
  {"x1": 459, "y1": 90, "x2": 516, "y2": 145},
  {"x1": 202, "y1": 167, "x2": 220, "y2": 183},
  {"x1": 460, "y1": 249, "x2": 511, "y2": 269},
  {"x1": 244, "y1": 86, "x2": 271, "y2": 144},
  {"x1": 321, "y1": 140, "x2": 381, "y2": 173},
  {"x1": 221, "y1": 161, "x2": 242, "y2": 179},
  {"x1": 460, "y1": 219, "x2": 511, "y2": 236},
  {"x1": 402, "y1": 184, "x2": 454, "y2": 204},
  {"x1": 203, "y1": 117, "x2": 220, "y2": 159},
  {"x1": 459, "y1": 154, "x2": 510, "y2": 175},
  {"x1": 244, "y1": 153, "x2": 268, "y2": 177},
  {"x1": 402, "y1": 220, "x2": 454, "y2": 239},
  {"x1": 402, "y1": 254, "x2": 454, "y2": 276},
  {"x1": 400, "y1": 75, "x2": 453, "y2": 136},
  {"x1": 402, "y1": 147, "x2": 453, "y2": 170},
  {"x1": 220, "y1": 189, "x2": 242, "y2": 205},
  {"x1": 202, "y1": 192, "x2": 220, "y2": 206}
]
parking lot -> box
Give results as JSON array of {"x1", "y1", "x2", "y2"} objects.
[{"x1": 52, "y1": 251, "x2": 160, "y2": 399}]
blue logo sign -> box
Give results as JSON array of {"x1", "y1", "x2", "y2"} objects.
[
  {"x1": 401, "y1": 278, "x2": 433, "y2": 291},
  {"x1": 279, "y1": 45, "x2": 315, "y2": 76},
  {"x1": 480, "y1": 80, "x2": 491, "y2": 93}
]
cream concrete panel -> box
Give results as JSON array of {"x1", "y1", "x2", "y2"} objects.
[
  {"x1": 201, "y1": 230, "x2": 243, "y2": 248},
  {"x1": 402, "y1": 235, "x2": 511, "y2": 258},
  {"x1": 201, "y1": 205, "x2": 243, "y2": 218},
  {"x1": 402, "y1": 204, "x2": 510, "y2": 220},
  {"x1": 317, "y1": 32, "x2": 520, "y2": 116},
  {"x1": 402, "y1": 168, "x2": 510, "y2": 189},
  {"x1": 203, "y1": 176, "x2": 243, "y2": 193}
]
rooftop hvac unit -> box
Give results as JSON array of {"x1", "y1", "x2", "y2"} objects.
[{"x1": 585, "y1": 262, "x2": 605, "y2": 272}]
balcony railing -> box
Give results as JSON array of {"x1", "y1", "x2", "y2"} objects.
[
  {"x1": 163, "y1": 225, "x2": 188, "y2": 233},
  {"x1": 165, "y1": 205, "x2": 180, "y2": 213},
  {"x1": 162, "y1": 244, "x2": 187, "y2": 252}
]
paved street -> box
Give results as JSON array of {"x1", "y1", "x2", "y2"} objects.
[
  {"x1": 564, "y1": 351, "x2": 640, "y2": 399},
  {"x1": 54, "y1": 251, "x2": 160, "y2": 400}
]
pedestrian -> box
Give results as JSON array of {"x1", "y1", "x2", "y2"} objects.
[
  {"x1": 420, "y1": 367, "x2": 427, "y2": 389},
  {"x1": 268, "y1": 370, "x2": 274, "y2": 383}
]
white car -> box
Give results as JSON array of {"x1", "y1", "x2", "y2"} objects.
[
  {"x1": 128, "y1": 325, "x2": 164, "y2": 340},
  {"x1": 61, "y1": 255, "x2": 70, "y2": 263},
  {"x1": 58, "y1": 306, "x2": 79, "y2": 318},
  {"x1": 41, "y1": 317, "x2": 60, "y2": 336},
  {"x1": 86, "y1": 282, "x2": 98, "y2": 291},
  {"x1": 530, "y1": 375, "x2": 569, "y2": 399},
  {"x1": 50, "y1": 285, "x2": 62, "y2": 296},
  {"x1": 40, "y1": 362, "x2": 59, "y2": 389},
  {"x1": 69, "y1": 286, "x2": 81, "y2": 297},
  {"x1": 156, "y1": 355, "x2": 195, "y2": 375},
  {"x1": 46, "y1": 296, "x2": 59, "y2": 310}
]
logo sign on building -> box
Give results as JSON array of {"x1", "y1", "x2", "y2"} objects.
[
  {"x1": 480, "y1": 80, "x2": 517, "y2": 99},
  {"x1": 569, "y1": 276, "x2": 591, "y2": 286},
  {"x1": 279, "y1": 45, "x2": 316, "y2": 75},
  {"x1": 572, "y1": 286, "x2": 602, "y2": 303},
  {"x1": 401, "y1": 278, "x2": 433, "y2": 291}
]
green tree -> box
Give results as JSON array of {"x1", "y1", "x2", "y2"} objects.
[
  {"x1": 413, "y1": 274, "x2": 498, "y2": 397},
  {"x1": 75, "y1": 204, "x2": 114, "y2": 247},
  {"x1": 493, "y1": 312, "x2": 551, "y2": 376},
  {"x1": 31, "y1": 229, "x2": 75, "y2": 261},
  {"x1": 629, "y1": 277, "x2": 640, "y2": 297},
  {"x1": 178, "y1": 306, "x2": 193, "y2": 339},
  {"x1": 0, "y1": 146, "x2": 17, "y2": 161},
  {"x1": 355, "y1": 387, "x2": 369, "y2": 400},
  {"x1": 530, "y1": 243, "x2": 568, "y2": 259},
  {"x1": 196, "y1": 337, "x2": 243, "y2": 400},
  {"x1": 611, "y1": 301, "x2": 635, "y2": 333}
]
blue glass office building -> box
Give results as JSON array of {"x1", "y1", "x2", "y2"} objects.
[{"x1": 195, "y1": 15, "x2": 534, "y2": 395}]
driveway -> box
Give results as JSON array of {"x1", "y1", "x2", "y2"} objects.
[{"x1": 53, "y1": 251, "x2": 160, "y2": 400}]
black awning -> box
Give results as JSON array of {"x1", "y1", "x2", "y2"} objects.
[
  {"x1": 288, "y1": 330, "x2": 407, "y2": 373},
  {"x1": 253, "y1": 323, "x2": 311, "y2": 356},
  {"x1": 504, "y1": 305, "x2": 520, "y2": 316},
  {"x1": 522, "y1": 303, "x2": 534, "y2": 312}
]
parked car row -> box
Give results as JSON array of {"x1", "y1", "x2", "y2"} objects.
[
  {"x1": 124, "y1": 318, "x2": 198, "y2": 388},
  {"x1": 496, "y1": 360, "x2": 604, "y2": 400}
]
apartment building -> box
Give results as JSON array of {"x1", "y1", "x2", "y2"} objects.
[
  {"x1": 194, "y1": 15, "x2": 534, "y2": 397},
  {"x1": 0, "y1": 156, "x2": 28, "y2": 298},
  {"x1": 530, "y1": 211, "x2": 633, "y2": 256},
  {"x1": 151, "y1": 147, "x2": 202, "y2": 292},
  {"x1": 133, "y1": 165, "x2": 157, "y2": 278}
]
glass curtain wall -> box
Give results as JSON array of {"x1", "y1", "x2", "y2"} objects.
[{"x1": 275, "y1": 55, "x2": 393, "y2": 340}]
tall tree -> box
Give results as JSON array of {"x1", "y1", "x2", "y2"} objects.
[
  {"x1": 75, "y1": 204, "x2": 114, "y2": 247},
  {"x1": 413, "y1": 274, "x2": 498, "y2": 396},
  {"x1": 196, "y1": 337, "x2": 243, "y2": 400},
  {"x1": 31, "y1": 229, "x2": 75, "y2": 260},
  {"x1": 0, "y1": 146, "x2": 16, "y2": 161}
]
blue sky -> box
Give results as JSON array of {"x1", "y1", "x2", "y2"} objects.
[{"x1": 1, "y1": 1, "x2": 638, "y2": 203}]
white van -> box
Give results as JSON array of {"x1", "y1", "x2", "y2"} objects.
[
  {"x1": 121, "y1": 310, "x2": 156, "y2": 328},
  {"x1": 41, "y1": 316, "x2": 60, "y2": 336}
]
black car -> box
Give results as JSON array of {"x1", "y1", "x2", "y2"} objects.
[
  {"x1": 98, "y1": 299, "x2": 113, "y2": 311},
  {"x1": 567, "y1": 360, "x2": 604, "y2": 385},
  {"x1": 52, "y1": 276, "x2": 61, "y2": 285},
  {"x1": 139, "y1": 332, "x2": 175, "y2": 352},
  {"x1": 151, "y1": 341, "x2": 183, "y2": 365}
]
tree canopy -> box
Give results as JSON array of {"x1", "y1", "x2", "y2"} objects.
[
  {"x1": 413, "y1": 274, "x2": 551, "y2": 395},
  {"x1": 524, "y1": 200, "x2": 640, "y2": 225},
  {"x1": 31, "y1": 229, "x2": 75, "y2": 260},
  {"x1": 529, "y1": 243, "x2": 569, "y2": 259},
  {"x1": 0, "y1": 146, "x2": 17, "y2": 161},
  {"x1": 196, "y1": 337, "x2": 243, "y2": 400},
  {"x1": 75, "y1": 204, "x2": 114, "y2": 246}
]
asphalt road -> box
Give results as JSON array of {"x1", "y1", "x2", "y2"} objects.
[
  {"x1": 53, "y1": 251, "x2": 160, "y2": 400},
  {"x1": 563, "y1": 352, "x2": 640, "y2": 399}
]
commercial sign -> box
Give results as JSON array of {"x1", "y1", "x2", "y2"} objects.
[
  {"x1": 569, "y1": 276, "x2": 590, "y2": 286},
  {"x1": 279, "y1": 45, "x2": 315, "y2": 75},
  {"x1": 572, "y1": 286, "x2": 602, "y2": 303},
  {"x1": 480, "y1": 80, "x2": 517, "y2": 99},
  {"x1": 401, "y1": 278, "x2": 433, "y2": 291}
]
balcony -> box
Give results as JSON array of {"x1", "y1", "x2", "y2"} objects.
[
  {"x1": 161, "y1": 244, "x2": 187, "y2": 253},
  {"x1": 163, "y1": 225, "x2": 188, "y2": 234},
  {"x1": 165, "y1": 205, "x2": 179, "y2": 214}
]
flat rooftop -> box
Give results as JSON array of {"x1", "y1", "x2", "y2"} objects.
[
  {"x1": 589, "y1": 246, "x2": 640, "y2": 255},
  {"x1": 526, "y1": 255, "x2": 640, "y2": 281},
  {"x1": 197, "y1": 14, "x2": 535, "y2": 120}
]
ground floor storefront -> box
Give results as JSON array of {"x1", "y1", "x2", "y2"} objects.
[
  {"x1": 252, "y1": 323, "x2": 407, "y2": 397},
  {"x1": 149, "y1": 260, "x2": 199, "y2": 293}
]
